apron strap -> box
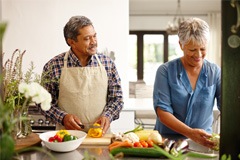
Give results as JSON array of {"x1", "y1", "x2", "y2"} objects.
[
  {"x1": 94, "y1": 54, "x2": 103, "y2": 67},
  {"x1": 63, "y1": 51, "x2": 69, "y2": 68}
]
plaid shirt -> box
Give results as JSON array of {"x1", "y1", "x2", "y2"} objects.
[{"x1": 41, "y1": 49, "x2": 124, "y2": 124}]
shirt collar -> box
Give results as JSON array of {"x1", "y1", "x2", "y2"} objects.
[
  {"x1": 177, "y1": 58, "x2": 208, "y2": 78},
  {"x1": 68, "y1": 49, "x2": 95, "y2": 66},
  {"x1": 177, "y1": 58, "x2": 208, "y2": 93}
]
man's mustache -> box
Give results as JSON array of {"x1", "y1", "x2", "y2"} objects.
[{"x1": 89, "y1": 44, "x2": 97, "y2": 48}]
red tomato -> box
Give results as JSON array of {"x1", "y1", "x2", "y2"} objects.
[
  {"x1": 53, "y1": 135, "x2": 63, "y2": 142},
  {"x1": 133, "y1": 142, "x2": 143, "y2": 148},
  {"x1": 147, "y1": 139, "x2": 154, "y2": 147},
  {"x1": 140, "y1": 140, "x2": 149, "y2": 148},
  {"x1": 48, "y1": 137, "x2": 55, "y2": 142}
]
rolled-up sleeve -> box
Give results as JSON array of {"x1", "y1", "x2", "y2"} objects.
[{"x1": 153, "y1": 64, "x2": 173, "y2": 114}]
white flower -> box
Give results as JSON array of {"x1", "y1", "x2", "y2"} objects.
[
  {"x1": 18, "y1": 82, "x2": 52, "y2": 111},
  {"x1": 41, "y1": 100, "x2": 51, "y2": 111},
  {"x1": 18, "y1": 82, "x2": 31, "y2": 98}
]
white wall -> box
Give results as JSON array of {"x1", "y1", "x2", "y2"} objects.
[{"x1": 1, "y1": 0, "x2": 129, "y2": 98}]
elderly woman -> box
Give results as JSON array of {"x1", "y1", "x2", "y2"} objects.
[{"x1": 153, "y1": 17, "x2": 220, "y2": 149}]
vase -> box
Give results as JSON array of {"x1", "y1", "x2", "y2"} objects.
[
  {"x1": 18, "y1": 107, "x2": 32, "y2": 138},
  {"x1": 12, "y1": 107, "x2": 32, "y2": 139}
]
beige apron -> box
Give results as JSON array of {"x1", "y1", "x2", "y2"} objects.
[{"x1": 56, "y1": 51, "x2": 108, "y2": 132}]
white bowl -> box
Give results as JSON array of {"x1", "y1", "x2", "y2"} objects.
[{"x1": 39, "y1": 130, "x2": 87, "y2": 152}]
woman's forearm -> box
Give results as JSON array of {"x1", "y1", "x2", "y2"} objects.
[{"x1": 156, "y1": 107, "x2": 193, "y2": 137}]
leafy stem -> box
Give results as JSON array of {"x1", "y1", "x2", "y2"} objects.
[{"x1": 124, "y1": 125, "x2": 143, "y2": 134}]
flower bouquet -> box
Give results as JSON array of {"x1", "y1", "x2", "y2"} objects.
[
  {"x1": 0, "y1": 49, "x2": 52, "y2": 160},
  {"x1": 2, "y1": 49, "x2": 52, "y2": 138}
]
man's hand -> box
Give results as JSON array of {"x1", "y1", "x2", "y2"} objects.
[
  {"x1": 63, "y1": 114, "x2": 83, "y2": 130},
  {"x1": 95, "y1": 116, "x2": 110, "y2": 135}
]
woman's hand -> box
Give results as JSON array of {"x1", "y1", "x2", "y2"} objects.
[
  {"x1": 95, "y1": 116, "x2": 110, "y2": 135},
  {"x1": 156, "y1": 108, "x2": 216, "y2": 149},
  {"x1": 187, "y1": 128, "x2": 215, "y2": 148}
]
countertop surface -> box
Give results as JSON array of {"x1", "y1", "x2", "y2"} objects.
[{"x1": 16, "y1": 134, "x2": 219, "y2": 160}]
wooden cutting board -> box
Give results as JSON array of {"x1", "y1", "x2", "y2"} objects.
[
  {"x1": 82, "y1": 134, "x2": 113, "y2": 146},
  {"x1": 15, "y1": 133, "x2": 41, "y2": 151}
]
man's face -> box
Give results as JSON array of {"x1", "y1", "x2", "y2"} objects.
[{"x1": 70, "y1": 25, "x2": 98, "y2": 56}]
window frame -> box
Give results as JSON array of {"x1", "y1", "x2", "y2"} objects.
[{"x1": 129, "y1": 30, "x2": 169, "y2": 81}]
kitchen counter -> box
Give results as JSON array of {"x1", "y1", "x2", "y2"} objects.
[{"x1": 16, "y1": 134, "x2": 219, "y2": 160}]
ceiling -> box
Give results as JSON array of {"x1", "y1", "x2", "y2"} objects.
[{"x1": 129, "y1": 0, "x2": 221, "y2": 16}]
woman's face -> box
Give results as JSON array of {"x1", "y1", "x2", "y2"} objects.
[
  {"x1": 180, "y1": 40, "x2": 207, "y2": 68},
  {"x1": 69, "y1": 25, "x2": 98, "y2": 57}
]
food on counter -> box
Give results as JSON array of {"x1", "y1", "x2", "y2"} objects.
[
  {"x1": 112, "y1": 128, "x2": 162, "y2": 147},
  {"x1": 110, "y1": 146, "x2": 167, "y2": 158},
  {"x1": 122, "y1": 132, "x2": 139, "y2": 143},
  {"x1": 170, "y1": 139, "x2": 189, "y2": 157},
  {"x1": 110, "y1": 127, "x2": 218, "y2": 159},
  {"x1": 87, "y1": 123, "x2": 103, "y2": 138},
  {"x1": 209, "y1": 133, "x2": 220, "y2": 151},
  {"x1": 48, "y1": 129, "x2": 78, "y2": 142},
  {"x1": 124, "y1": 125, "x2": 143, "y2": 134},
  {"x1": 134, "y1": 129, "x2": 159, "y2": 141},
  {"x1": 163, "y1": 139, "x2": 175, "y2": 152},
  {"x1": 111, "y1": 128, "x2": 165, "y2": 156},
  {"x1": 109, "y1": 139, "x2": 217, "y2": 159},
  {"x1": 132, "y1": 139, "x2": 153, "y2": 148},
  {"x1": 148, "y1": 132, "x2": 163, "y2": 145},
  {"x1": 109, "y1": 141, "x2": 133, "y2": 151},
  {"x1": 133, "y1": 141, "x2": 143, "y2": 147},
  {"x1": 146, "y1": 139, "x2": 154, "y2": 147},
  {"x1": 113, "y1": 132, "x2": 140, "y2": 143},
  {"x1": 139, "y1": 140, "x2": 149, "y2": 147},
  {"x1": 113, "y1": 132, "x2": 124, "y2": 141}
]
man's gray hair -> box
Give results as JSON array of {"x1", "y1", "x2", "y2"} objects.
[
  {"x1": 64, "y1": 16, "x2": 93, "y2": 46},
  {"x1": 178, "y1": 17, "x2": 210, "y2": 47}
]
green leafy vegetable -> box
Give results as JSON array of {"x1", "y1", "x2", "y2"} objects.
[{"x1": 209, "y1": 133, "x2": 220, "y2": 151}]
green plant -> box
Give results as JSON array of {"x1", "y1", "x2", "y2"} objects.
[
  {"x1": 3, "y1": 50, "x2": 39, "y2": 108},
  {"x1": 0, "y1": 50, "x2": 52, "y2": 159},
  {"x1": 0, "y1": 22, "x2": 7, "y2": 41},
  {"x1": 0, "y1": 46, "x2": 52, "y2": 159},
  {"x1": 1, "y1": 50, "x2": 41, "y2": 138}
]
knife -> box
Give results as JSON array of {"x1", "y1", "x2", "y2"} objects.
[{"x1": 78, "y1": 123, "x2": 102, "y2": 129}]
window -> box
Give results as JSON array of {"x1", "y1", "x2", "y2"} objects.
[
  {"x1": 168, "y1": 35, "x2": 183, "y2": 61},
  {"x1": 143, "y1": 34, "x2": 164, "y2": 85},
  {"x1": 129, "y1": 31, "x2": 182, "y2": 85}
]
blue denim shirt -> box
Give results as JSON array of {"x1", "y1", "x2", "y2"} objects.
[{"x1": 153, "y1": 58, "x2": 221, "y2": 135}]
